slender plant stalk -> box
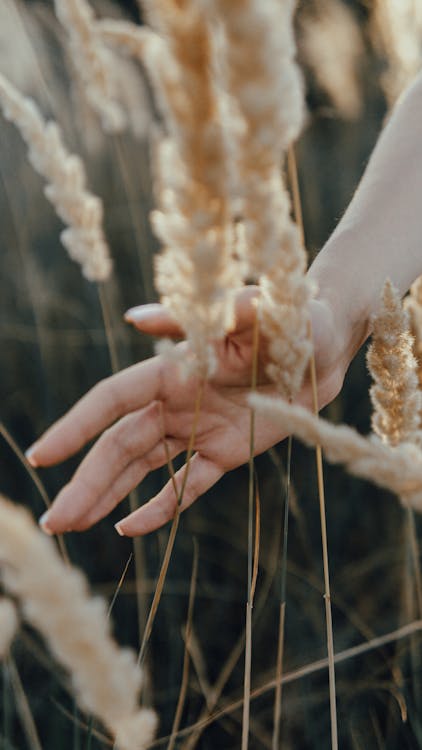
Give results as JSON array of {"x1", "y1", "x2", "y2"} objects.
[
  {"x1": 0, "y1": 421, "x2": 69, "y2": 565},
  {"x1": 8, "y1": 656, "x2": 43, "y2": 750},
  {"x1": 272, "y1": 435, "x2": 292, "y2": 750},
  {"x1": 404, "y1": 504, "x2": 422, "y2": 712},
  {"x1": 138, "y1": 382, "x2": 204, "y2": 666},
  {"x1": 241, "y1": 306, "x2": 260, "y2": 750},
  {"x1": 168, "y1": 539, "x2": 199, "y2": 750},
  {"x1": 111, "y1": 135, "x2": 154, "y2": 303},
  {"x1": 183, "y1": 481, "x2": 279, "y2": 750},
  {"x1": 309, "y1": 353, "x2": 338, "y2": 750},
  {"x1": 164, "y1": 619, "x2": 422, "y2": 748},
  {"x1": 84, "y1": 552, "x2": 134, "y2": 750},
  {"x1": 406, "y1": 506, "x2": 422, "y2": 616},
  {"x1": 287, "y1": 145, "x2": 338, "y2": 750},
  {"x1": 97, "y1": 280, "x2": 149, "y2": 650},
  {"x1": 106, "y1": 553, "x2": 134, "y2": 619},
  {"x1": 2, "y1": 660, "x2": 12, "y2": 749}
]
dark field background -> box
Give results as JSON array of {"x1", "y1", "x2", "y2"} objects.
[{"x1": 1, "y1": 1, "x2": 421, "y2": 748}]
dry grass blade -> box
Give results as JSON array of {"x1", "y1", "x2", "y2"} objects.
[
  {"x1": 287, "y1": 144, "x2": 338, "y2": 749},
  {"x1": 167, "y1": 538, "x2": 199, "y2": 750},
  {"x1": 138, "y1": 382, "x2": 204, "y2": 666},
  {"x1": 241, "y1": 306, "x2": 260, "y2": 750},
  {"x1": 150, "y1": 620, "x2": 422, "y2": 748},
  {"x1": 272, "y1": 434, "x2": 292, "y2": 750},
  {"x1": 8, "y1": 656, "x2": 43, "y2": 750},
  {"x1": 0, "y1": 421, "x2": 69, "y2": 565}
]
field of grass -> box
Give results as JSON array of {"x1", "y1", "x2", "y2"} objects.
[{"x1": 2, "y1": 1, "x2": 422, "y2": 749}]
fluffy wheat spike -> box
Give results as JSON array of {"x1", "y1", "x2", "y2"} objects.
[
  {"x1": 0, "y1": 496, "x2": 156, "y2": 750},
  {"x1": 299, "y1": 0, "x2": 363, "y2": 120},
  {"x1": 0, "y1": 598, "x2": 19, "y2": 658},
  {"x1": 54, "y1": 0, "x2": 126, "y2": 133},
  {"x1": 367, "y1": 279, "x2": 422, "y2": 446},
  {"x1": 207, "y1": 0, "x2": 312, "y2": 395},
  {"x1": 250, "y1": 395, "x2": 422, "y2": 511},
  {"x1": 371, "y1": 0, "x2": 422, "y2": 105},
  {"x1": 133, "y1": 0, "x2": 239, "y2": 375},
  {"x1": 0, "y1": 73, "x2": 112, "y2": 282},
  {"x1": 405, "y1": 276, "x2": 422, "y2": 391}
]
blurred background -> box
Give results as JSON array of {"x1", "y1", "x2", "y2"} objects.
[{"x1": 1, "y1": 0, "x2": 422, "y2": 747}]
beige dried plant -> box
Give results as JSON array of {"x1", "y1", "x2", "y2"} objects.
[
  {"x1": 138, "y1": 0, "x2": 239, "y2": 375},
  {"x1": 207, "y1": 0, "x2": 312, "y2": 395},
  {"x1": 251, "y1": 394, "x2": 422, "y2": 512},
  {"x1": 0, "y1": 72, "x2": 112, "y2": 282},
  {"x1": 405, "y1": 275, "x2": 422, "y2": 391},
  {"x1": 0, "y1": 496, "x2": 156, "y2": 750},
  {"x1": 0, "y1": 598, "x2": 19, "y2": 658},
  {"x1": 371, "y1": 0, "x2": 422, "y2": 105},
  {"x1": 367, "y1": 279, "x2": 422, "y2": 446},
  {"x1": 299, "y1": 0, "x2": 363, "y2": 120},
  {"x1": 54, "y1": 0, "x2": 126, "y2": 132}
]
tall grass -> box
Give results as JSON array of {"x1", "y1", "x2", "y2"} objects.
[{"x1": 2, "y1": 1, "x2": 422, "y2": 749}]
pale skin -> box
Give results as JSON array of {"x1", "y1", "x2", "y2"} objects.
[{"x1": 29, "y1": 72, "x2": 422, "y2": 538}]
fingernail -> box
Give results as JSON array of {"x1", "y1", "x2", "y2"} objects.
[
  {"x1": 25, "y1": 446, "x2": 38, "y2": 468},
  {"x1": 124, "y1": 304, "x2": 162, "y2": 323},
  {"x1": 39, "y1": 511, "x2": 54, "y2": 536},
  {"x1": 114, "y1": 522, "x2": 125, "y2": 537}
]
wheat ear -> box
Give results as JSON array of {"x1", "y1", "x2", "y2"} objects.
[
  {"x1": 0, "y1": 496, "x2": 156, "y2": 750},
  {"x1": 0, "y1": 73, "x2": 112, "y2": 282}
]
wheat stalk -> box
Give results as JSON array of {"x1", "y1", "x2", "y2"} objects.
[
  {"x1": 0, "y1": 73, "x2": 112, "y2": 282},
  {"x1": 0, "y1": 495, "x2": 156, "y2": 750}
]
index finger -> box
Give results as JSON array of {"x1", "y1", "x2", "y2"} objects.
[{"x1": 26, "y1": 356, "x2": 163, "y2": 467}]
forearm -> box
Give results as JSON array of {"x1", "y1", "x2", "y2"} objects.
[{"x1": 309, "y1": 72, "x2": 422, "y2": 362}]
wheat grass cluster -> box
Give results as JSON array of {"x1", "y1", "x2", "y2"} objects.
[
  {"x1": 54, "y1": 0, "x2": 126, "y2": 133},
  {"x1": 367, "y1": 278, "x2": 422, "y2": 446},
  {"x1": 0, "y1": 72, "x2": 112, "y2": 282},
  {"x1": 251, "y1": 394, "x2": 422, "y2": 511},
  {"x1": 142, "y1": 0, "x2": 239, "y2": 376},
  {"x1": 0, "y1": 496, "x2": 156, "y2": 750}
]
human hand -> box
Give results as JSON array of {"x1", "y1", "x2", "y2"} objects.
[{"x1": 28, "y1": 287, "x2": 349, "y2": 538}]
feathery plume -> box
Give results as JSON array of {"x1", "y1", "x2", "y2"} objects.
[
  {"x1": 208, "y1": 0, "x2": 312, "y2": 394},
  {"x1": 299, "y1": 0, "x2": 363, "y2": 120},
  {"x1": 0, "y1": 73, "x2": 112, "y2": 282},
  {"x1": 367, "y1": 279, "x2": 422, "y2": 446},
  {"x1": 139, "y1": 0, "x2": 239, "y2": 375},
  {"x1": 0, "y1": 496, "x2": 156, "y2": 749},
  {"x1": 0, "y1": 598, "x2": 19, "y2": 658},
  {"x1": 250, "y1": 394, "x2": 422, "y2": 511},
  {"x1": 54, "y1": 0, "x2": 126, "y2": 133},
  {"x1": 405, "y1": 276, "x2": 422, "y2": 392},
  {"x1": 371, "y1": 0, "x2": 422, "y2": 105}
]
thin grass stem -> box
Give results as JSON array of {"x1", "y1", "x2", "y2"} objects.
[
  {"x1": 138, "y1": 381, "x2": 204, "y2": 666},
  {"x1": 272, "y1": 435, "x2": 292, "y2": 750},
  {"x1": 8, "y1": 656, "x2": 42, "y2": 750},
  {"x1": 241, "y1": 306, "x2": 260, "y2": 750},
  {"x1": 287, "y1": 144, "x2": 338, "y2": 750},
  {"x1": 97, "y1": 281, "x2": 149, "y2": 651},
  {"x1": 0, "y1": 421, "x2": 69, "y2": 565},
  {"x1": 111, "y1": 135, "x2": 154, "y2": 303},
  {"x1": 309, "y1": 352, "x2": 338, "y2": 750},
  {"x1": 151, "y1": 619, "x2": 422, "y2": 748},
  {"x1": 168, "y1": 539, "x2": 199, "y2": 750}
]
